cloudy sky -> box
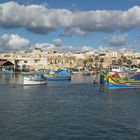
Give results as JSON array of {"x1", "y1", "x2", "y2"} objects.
[{"x1": 0, "y1": 0, "x2": 140, "y2": 52}]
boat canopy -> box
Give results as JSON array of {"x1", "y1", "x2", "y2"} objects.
[
  {"x1": 130, "y1": 73, "x2": 140, "y2": 80},
  {"x1": 56, "y1": 70, "x2": 71, "y2": 77}
]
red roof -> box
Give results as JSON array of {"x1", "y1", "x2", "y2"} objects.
[{"x1": 0, "y1": 60, "x2": 7, "y2": 65}]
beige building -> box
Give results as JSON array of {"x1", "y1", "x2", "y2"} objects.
[{"x1": 0, "y1": 49, "x2": 140, "y2": 70}]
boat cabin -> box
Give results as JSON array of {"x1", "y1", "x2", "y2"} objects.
[{"x1": 111, "y1": 65, "x2": 124, "y2": 72}]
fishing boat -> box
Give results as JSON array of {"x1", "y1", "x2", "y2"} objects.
[
  {"x1": 108, "y1": 75, "x2": 140, "y2": 89},
  {"x1": 23, "y1": 74, "x2": 47, "y2": 85},
  {"x1": 44, "y1": 70, "x2": 71, "y2": 81},
  {"x1": 130, "y1": 72, "x2": 140, "y2": 80},
  {"x1": 44, "y1": 75, "x2": 71, "y2": 81},
  {"x1": 43, "y1": 73, "x2": 71, "y2": 81}
]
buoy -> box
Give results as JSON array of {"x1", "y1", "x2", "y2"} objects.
[{"x1": 99, "y1": 85, "x2": 104, "y2": 92}]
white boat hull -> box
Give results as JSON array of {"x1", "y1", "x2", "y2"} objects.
[{"x1": 23, "y1": 78, "x2": 47, "y2": 85}]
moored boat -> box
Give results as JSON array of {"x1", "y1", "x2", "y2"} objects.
[
  {"x1": 43, "y1": 74, "x2": 71, "y2": 81},
  {"x1": 44, "y1": 70, "x2": 71, "y2": 81},
  {"x1": 108, "y1": 75, "x2": 140, "y2": 89},
  {"x1": 23, "y1": 74, "x2": 47, "y2": 85}
]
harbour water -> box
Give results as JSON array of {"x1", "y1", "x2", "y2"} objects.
[{"x1": 0, "y1": 74, "x2": 140, "y2": 140}]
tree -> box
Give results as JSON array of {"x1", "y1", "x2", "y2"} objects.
[
  {"x1": 88, "y1": 58, "x2": 93, "y2": 63},
  {"x1": 100, "y1": 58, "x2": 104, "y2": 64},
  {"x1": 94, "y1": 56, "x2": 99, "y2": 62},
  {"x1": 112, "y1": 59, "x2": 117, "y2": 65},
  {"x1": 126, "y1": 59, "x2": 132, "y2": 66},
  {"x1": 121, "y1": 56, "x2": 127, "y2": 65},
  {"x1": 83, "y1": 59, "x2": 88, "y2": 67},
  {"x1": 117, "y1": 59, "x2": 122, "y2": 65}
]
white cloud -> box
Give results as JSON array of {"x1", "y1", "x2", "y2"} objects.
[
  {"x1": 52, "y1": 38, "x2": 62, "y2": 47},
  {"x1": 32, "y1": 41, "x2": 94, "y2": 53},
  {"x1": 32, "y1": 42, "x2": 74, "y2": 52},
  {"x1": 107, "y1": 34, "x2": 128, "y2": 46},
  {"x1": 82, "y1": 46, "x2": 93, "y2": 52},
  {"x1": 32, "y1": 43, "x2": 56, "y2": 51},
  {"x1": 0, "y1": 2, "x2": 140, "y2": 35},
  {"x1": 32, "y1": 38, "x2": 63, "y2": 51},
  {"x1": 0, "y1": 34, "x2": 30, "y2": 51}
]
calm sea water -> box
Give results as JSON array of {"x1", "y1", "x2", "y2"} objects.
[{"x1": 0, "y1": 74, "x2": 140, "y2": 140}]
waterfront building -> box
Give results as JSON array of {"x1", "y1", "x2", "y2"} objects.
[
  {"x1": 0, "y1": 49, "x2": 140, "y2": 71},
  {"x1": 0, "y1": 60, "x2": 14, "y2": 71}
]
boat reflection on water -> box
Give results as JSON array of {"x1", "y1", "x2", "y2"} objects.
[
  {"x1": 71, "y1": 74, "x2": 97, "y2": 84},
  {"x1": 0, "y1": 73, "x2": 97, "y2": 87},
  {"x1": 0, "y1": 74, "x2": 22, "y2": 85}
]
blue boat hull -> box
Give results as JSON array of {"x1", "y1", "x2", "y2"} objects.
[
  {"x1": 45, "y1": 77, "x2": 71, "y2": 81},
  {"x1": 108, "y1": 76, "x2": 140, "y2": 89},
  {"x1": 109, "y1": 83, "x2": 140, "y2": 89}
]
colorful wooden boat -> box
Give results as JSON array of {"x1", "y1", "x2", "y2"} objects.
[
  {"x1": 108, "y1": 76, "x2": 140, "y2": 89},
  {"x1": 104, "y1": 71, "x2": 128, "y2": 84},
  {"x1": 44, "y1": 70, "x2": 71, "y2": 81},
  {"x1": 43, "y1": 74, "x2": 71, "y2": 81}
]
